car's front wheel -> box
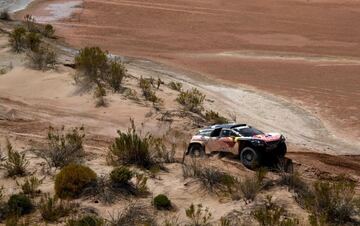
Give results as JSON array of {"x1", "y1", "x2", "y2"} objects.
[
  {"x1": 189, "y1": 144, "x2": 205, "y2": 158},
  {"x1": 240, "y1": 147, "x2": 260, "y2": 169}
]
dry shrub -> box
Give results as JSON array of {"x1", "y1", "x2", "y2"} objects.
[
  {"x1": 177, "y1": 88, "x2": 205, "y2": 113},
  {"x1": 0, "y1": 10, "x2": 10, "y2": 20},
  {"x1": 66, "y1": 215, "x2": 104, "y2": 226},
  {"x1": 42, "y1": 24, "x2": 55, "y2": 38},
  {"x1": 43, "y1": 126, "x2": 85, "y2": 168},
  {"x1": 139, "y1": 77, "x2": 162, "y2": 103},
  {"x1": 204, "y1": 110, "x2": 228, "y2": 124},
  {"x1": 39, "y1": 194, "x2": 77, "y2": 222},
  {"x1": 185, "y1": 203, "x2": 213, "y2": 226},
  {"x1": 27, "y1": 44, "x2": 56, "y2": 70},
  {"x1": 75, "y1": 47, "x2": 126, "y2": 92},
  {"x1": 94, "y1": 84, "x2": 107, "y2": 107},
  {"x1": 24, "y1": 32, "x2": 41, "y2": 51},
  {"x1": 0, "y1": 140, "x2": 28, "y2": 177},
  {"x1": 55, "y1": 164, "x2": 97, "y2": 199},
  {"x1": 279, "y1": 171, "x2": 311, "y2": 208},
  {"x1": 168, "y1": 81, "x2": 182, "y2": 91},
  {"x1": 24, "y1": 14, "x2": 38, "y2": 33},
  {"x1": 4, "y1": 215, "x2": 30, "y2": 226},
  {"x1": 9, "y1": 27, "x2": 26, "y2": 53},
  {"x1": 182, "y1": 160, "x2": 236, "y2": 195},
  {"x1": 16, "y1": 176, "x2": 43, "y2": 197},
  {"x1": 108, "y1": 203, "x2": 157, "y2": 226},
  {"x1": 253, "y1": 196, "x2": 299, "y2": 226},
  {"x1": 307, "y1": 178, "x2": 360, "y2": 225}
]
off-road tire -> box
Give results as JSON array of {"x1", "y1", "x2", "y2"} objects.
[
  {"x1": 276, "y1": 142, "x2": 287, "y2": 157},
  {"x1": 189, "y1": 144, "x2": 205, "y2": 158},
  {"x1": 240, "y1": 147, "x2": 260, "y2": 169}
]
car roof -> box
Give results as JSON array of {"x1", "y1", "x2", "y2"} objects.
[{"x1": 203, "y1": 123, "x2": 248, "y2": 130}]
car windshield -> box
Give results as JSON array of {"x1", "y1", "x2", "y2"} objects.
[
  {"x1": 197, "y1": 129, "x2": 213, "y2": 137},
  {"x1": 234, "y1": 127, "x2": 264, "y2": 137}
]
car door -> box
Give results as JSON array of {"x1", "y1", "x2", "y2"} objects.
[
  {"x1": 206, "y1": 128, "x2": 222, "y2": 152},
  {"x1": 218, "y1": 129, "x2": 238, "y2": 153}
]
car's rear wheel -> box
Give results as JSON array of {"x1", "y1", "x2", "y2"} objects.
[
  {"x1": 240, "y1": 147, "x2": 260, "y2": 169},
  {"x1": 189, "y1": 144, "x2": 205, "y2": 158}
]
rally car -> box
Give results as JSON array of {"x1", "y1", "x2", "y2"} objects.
[{"x1": 187, "y1": 123, "x2": 287, "y2": 169}]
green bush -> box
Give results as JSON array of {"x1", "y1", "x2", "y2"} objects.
[
  {"x1": 1, "y1": 140, "x2": 29, "y2": 177},
  {"x1": 39, "y1": 194, "x2": 76, "y2": 222},
  {"x1": 44, "y1": 126, "x2": 85, "y2": 168},
  {"x1": 177, "y1": 88, "x2": 205, "y2": 113},
  {"x1": 153, "y1": 194, "x2": 171, "y2": 210},
  {"x1": 253, "y1": 196, "x2": 299, "y2": 226},
  {"x1": 75, "y1": 47, "x2": 126, "y2": 97},
  {"x1": 204, "y1": 110, "x2": 228, "y2": 124},
  {"x1": 110, "y1": 166, "x2": 133, "y2": 185},
  {"x1": 307, "y1": 178, "x2": 360, "y2": 225},
  {"x1": 168, "y1": 81, "x2": 182, "y2": 91},
  {"x1": 9, "y1": 27, "x2": 26, "y2": 52},
  {"x1": 75, "y1": 47, "x2": 108, "y2": 83},
  {"x1": 7, "y1": 194, "x2": 33, "y2": 215},
  {"x1": 55, "y1": 164, "x2": 97, "y2": 199},
  {"x1": 66, "y1": 215, "x2": 104, "y2": 226},
  {"x1": 108, "y1": 119, "x2": 156, "y2": 169}
]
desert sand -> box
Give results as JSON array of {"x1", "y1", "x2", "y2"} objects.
[{"x1": 14, "y1": 0, "x2": 360, "y2": 145}]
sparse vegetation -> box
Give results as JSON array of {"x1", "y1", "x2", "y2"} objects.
[
  {"x1": 55, "y1": 164, "x2": 97, "y2": 199},
  {"x1": 108, "y1": 203, "x2": 157, "y2": 226},
  {"x1": 134, "y1": 173, "x2": 149, "y2": 195},
  {"x1": 204, "y1": 110, "x2": 228, "y2": 124},
  {"x1": 306, "y1": 178, "x2": 360, "y2": 225},
  {"x1": 39, "y1": 194, "x2": 77, "y2": 222},
  {"x1": 1, "y1": 140, "x2": 28, "y2": 177},
  {"x1": 153, "y1": 194, "x2": 171, "y2": 210},
  {"x1": 43, "y1": 126, "x2": 85, "y2": 168},
  {"x1": 66, "y1": 215, "x2": 104, "y2": 226},
  {"x1": 168, "y1": 81, "x2": 183, "y2": 91},
  {"x1": 7, "y1": 194, "x2": 33, "y2": 216},
  {"x1": 185, "y1": 203, "x2": 213, "y2": 226},
  {"x1": 177, "y1": 88, "x2": 205, "y2": 113},
  {"x1": 253, "y1": 196, "x2": 299, "y2": 226},
  {"x1": 16, "y1": 176, "x2": 43, "y2": 197},
  {"x1": 239, "y1": 176, "x2": 261, "y2": 202}
]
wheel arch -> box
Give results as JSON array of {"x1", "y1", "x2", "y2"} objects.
[{"x1": 187, "y1": 142, "x2": 205, "y2": 154}]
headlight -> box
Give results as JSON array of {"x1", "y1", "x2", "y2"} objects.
[{"x1": 251, "y1": 140, "x2": 265, "y2": 146}]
